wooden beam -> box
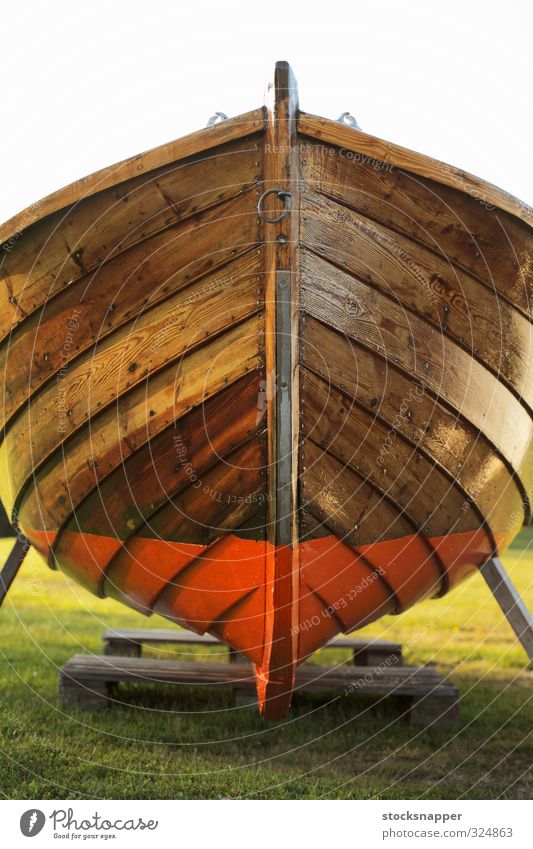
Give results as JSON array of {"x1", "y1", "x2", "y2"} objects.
[
  {"x1": 260, "y1": 60, "x2": 300, "y2": 719},
  {"x1": 480, "y1": 557, "x2": 533, "y2": 661},
  {"x1": 0, "y1": 536, "x2": 29, "y2": 606}
]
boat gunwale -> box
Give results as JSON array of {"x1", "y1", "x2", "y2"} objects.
[
  {"x1": 0, "y1": 107, "x2": 267, "y2": 245},
  {"x1": 297, "y1": 111, "x2": 533, "y2": 229}
]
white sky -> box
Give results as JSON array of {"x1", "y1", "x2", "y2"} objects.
[{"x1": 1, "y1": 0, "x2": 531, "y2": 224}]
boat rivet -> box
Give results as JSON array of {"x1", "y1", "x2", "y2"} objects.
[
  {"x1": 279, "y1": 278, "x2": 288, "y2": 289},
  {"x1": 67, "y1": 409, "x2": 73, "y2": 417},
  {"x1": 281, "y1": 380, "x2": 288, "y2": 390},
  {"x1": 129, "y1": 363, "x2": 138, "y2": 372},
  {"x1": 277, "y1": 235, "x2": 288, "y2": 244}
]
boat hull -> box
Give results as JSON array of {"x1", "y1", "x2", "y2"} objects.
[{"x1": 1, "y1": 62, "x2": 532, "y2": 718}]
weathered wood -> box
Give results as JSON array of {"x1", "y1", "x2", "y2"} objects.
[
  {"x1": 101, "y1": 627, "x2": 403, "y2": 665},
  {"x1": 1, "y1": 193, "x2": 262, "y2": 426},
  {"x1": 18, "y1": 315, "x2": 263, "y2": 533},
  {"x1": 59, "y1": 653, "x2": 457, "y2": 727},
  {"x1": 62, "y1": 374, "x2": 264, "y2": 546},
  {"x1": 301, "y1": 194, "x2": 533, "y2": 411},
  {"x1": 300, "y1": 316, "x2": 527, "y2": 535},
  {"x1": 300, "y1": 137, "x2": 533, "y2": 319},
  {"x1": 298, "y1": 111, "x2": 532, "y2": 227},
  {"x1": 299, "y1": 248, "x2": 532, "y2": 482},
  {"x1": 480, "y1": 557, "x2": 533, "y2": 661},
  {"x1": 300, "y1": 367, "x2": 475, "y2": 538},
  {"x1": 0, "y1": 108, "x2": 265, "y2": 244},
  {"x1": 2, "y1": 247, "x2": 263, "y2": 513},
  {"x1": 408, "y1": 692, "x2": 460, "y2": 729},
  {"x1": 261, "y1": 60, "x2": 300, "y2": 718}
]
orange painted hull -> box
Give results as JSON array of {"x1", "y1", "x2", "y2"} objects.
[{"x1": 21, "y1": 524, "x2": 509, "y2": 718}]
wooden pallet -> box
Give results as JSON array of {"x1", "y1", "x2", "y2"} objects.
[
  {"x1": 102, "y1": 628, "x2": 403, "y2": 667},
  {"x1": 59, "y1": 654, "x2": 458, "y2": 728}
]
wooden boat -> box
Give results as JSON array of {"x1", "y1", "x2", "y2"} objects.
[{"x1": 1, "y1": 62, "x2": 532, "y2": 719}]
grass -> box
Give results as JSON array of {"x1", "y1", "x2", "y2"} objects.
[{"x1": 0, "y1": 529, "x2": 532, "y2": 800}]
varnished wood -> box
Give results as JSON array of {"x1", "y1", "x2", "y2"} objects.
[
  {"x1": 2, "y1": 62, "x2": 533, "y2": 717},
  {"x1": 301, "y1": 194, "x2": 533, "y2": 411},
  {"x1": 260, "y1": 61, "x2": 300, "y2": 717},
  {"x1": 298, "y1": 111, "x2": 533, "y2": 227},
  {"x1": 0, "y1": 109, "x2": 265, "y2": 244},
  {"x1": 300, "y1": 138, "x2": 533, "y2": 319}
]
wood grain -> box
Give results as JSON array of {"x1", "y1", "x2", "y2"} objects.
[
  {"x1": 15, "y1": 313, "x2": 264, "y2": 526},
  {"x1": 301, "y1": 194, "x2": 533, "y2": 411},
  {"x1": 299, "y1": 250, "x2": 533, "y2": 495},
  {"x1": 0, "y1": 109, "x2": 265, "y2": 243},
  {"x1": 298, "y1": 112, "x2": 533, "y2": 227},
  {"x1": 2, "y1": 251, "x2": 262, "y2": 510},
  {"x1": 0, "y1": 181, "x2": 262, "y2": 346},
  {"x1": 301, "y1": 138, "x2": 533, "y2": 319},
  {"x1": 300, "y1": 367, "x2": 479, "y2": 537},
  {"x1": 300, "y1": 315, "x2": 527, "y2": 538}
]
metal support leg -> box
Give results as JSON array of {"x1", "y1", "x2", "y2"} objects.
[
  {"x1": 480, "y1": 557, "x2": 533, "y2": 661},
  {"x1": 0, "y1": 536, "x2": 30, "y2": 606}
]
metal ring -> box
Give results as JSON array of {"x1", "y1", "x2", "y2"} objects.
[
  {"x1": 338, "y1": 112, "x2": 361, "y2": 130},
  {"x1": 257, "y1": 188, "x2": 291, "y2": 224}
]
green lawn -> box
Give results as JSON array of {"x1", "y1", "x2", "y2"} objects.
[{"x1": 0, "y1": 530, "x2": 532, "y2": 800}]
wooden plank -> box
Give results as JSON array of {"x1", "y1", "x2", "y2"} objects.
[
  {"x1": 137, "y1": 439, "x2": 266, "y2": 545},
  {"x1": 301, "y1": 194, "x2": 533, "y2": 413},
  {"x1": 299, "y1": 253, "x2": 533, "y2": 504},
  {"x1": 300, "y1": 316, "x2": 528, "y2": 537},
  {"x1": 298, "y1": 111, "x2": 532, "y2": 227},
  {"x1": 300, "y1": 138, "x2": 533, "y2": 320},
  {"x1": 0, "y1": 108, "x2": 265, "y2": 243},
  {"x1": 101, "y1": 627, "x2": 403, "y2": 664},
  {"x1": 52, "y1": 438, "x2": 265, "y2": 596},
  {"x1": 260, "y1": 60, "x2": 300, "y2": 719},
  {"x1": 301, "y1": 437, "x2": 427, "y2": 546},
  {"x1": 300, "y1": 441, "x2": 463, "y2": 612},
  {"x1": 480, "y1": 557, "x2": 533, "y2": 661},
  {"x1": 0, "y1": 140, "x2": 262, "y2": 345},
  {"x1": 62, "y1": 373, "x2": 265, "y2": 543},
  {"x1": 2, "y1": 249, "x2": 263, "y2": 513},
  {"x1": 1, "y1": 191, "x2": 262, "y2": 425},
  {"x1": 18, "y1": 315, "x2": 263, "y2": 533},
  {"x1": 300, "y1": 367, "x2": 477, "y2": 539},
  {"x1": 59, "y1": 653, "x2": 458, "y2": 727}
]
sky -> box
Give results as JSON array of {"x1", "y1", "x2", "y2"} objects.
[{"x1": 1, "y1": 0, "x2": 532, "y2": 223}]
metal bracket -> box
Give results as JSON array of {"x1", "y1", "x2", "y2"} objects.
[
  {"x1": 206, "y1": 111, "x2": 228, "y2": 127},
  {"x1": 338, "y1": 112, "x2": 361, "y2": 130},
  {"x1": 275, "y1": 270, "x2": 292, "y2": 545}
]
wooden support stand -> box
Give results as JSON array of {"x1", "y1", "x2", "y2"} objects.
[
  {"x1": 59, "y1": 651, "x2": 458, "y2": 728},
  {"x1": 102, "y1": 627, "x2": 403, "y2": 666}
]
